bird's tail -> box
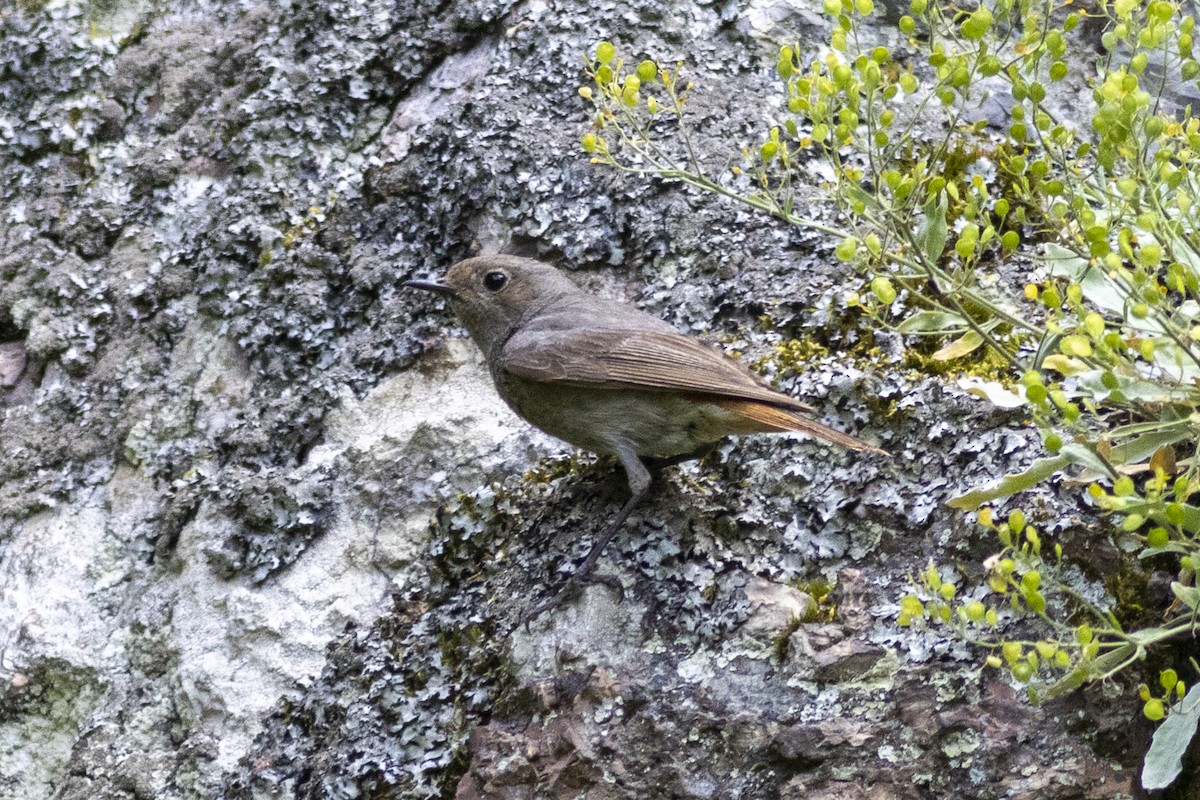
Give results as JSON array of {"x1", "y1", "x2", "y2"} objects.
[{"x1": 714, "y1": 399, "x2": 888, "y2": 455}]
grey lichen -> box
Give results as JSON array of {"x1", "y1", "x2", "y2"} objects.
[{"x1": 0, "y1": 0, "x2": 1152, "y2": 797}]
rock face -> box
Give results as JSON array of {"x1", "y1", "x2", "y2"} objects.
[{"x1": 0, "y1": 1, "x2": 1150, "y2": 798}]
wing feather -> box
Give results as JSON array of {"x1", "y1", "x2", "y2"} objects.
[{"x1": 501, "y1": 329, "x2": 814, "y2": 412}]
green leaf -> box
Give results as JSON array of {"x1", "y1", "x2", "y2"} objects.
[
  {"x1": 919, "y1": 191, "x2": 948, "y2": 265},
  {"x1": 1038, "y1": 666, "x2": 1088, "y2": 702},
  {"x1": 947, "y1": 455, "x2": 1069, "y2": 510},
  {"x1": 1045, "y1": 243, "x2": 1127, "y2": 316},
  {"x1": 1111, "y1": 425, "x2": 1194, "y2": 463},
  {"x1": 931, "y1": 330, "x2": 984, "y2": 361},
  {"x1": 1043, "y1": 242, "x2": 1089, "y2": 280},
  {"x1": 896, "y1": 310, "x2": 968, "y2": 334},
  {"x1": 1040, "y1": 642, "x2": 1138, "y2": 702},
  {"x1": 1076, "y1": 369, "x2": 1200, "y2": 404},
  {"x1": 1170, "y1": 582, "x2": 1200, "y2": 612},
  {"x1": 1172, "y1": 505, "x2": 1200, "y2": 535},
  {"x1": 1139, "y1": 543, "x2": 1194, "y2": 558},
  {"x1": 1143, "y1": 684, "x2": 1200, "y2": 791},
  {"x1": 948, "y1": 422, "x2": 1193, "y2": 511},
  {"x1": 1058, "y1": 443, "x2": 1112, "y2": 476}
]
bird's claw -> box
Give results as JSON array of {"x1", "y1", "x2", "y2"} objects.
[{"x1": 518, "y1": 570, "x2": 625, "y2": 630}]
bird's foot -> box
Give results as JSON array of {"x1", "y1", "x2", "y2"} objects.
[{"x1": 519, "y1": 570, "x2": 625, "y2": 630}]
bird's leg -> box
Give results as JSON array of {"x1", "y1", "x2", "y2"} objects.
[
  {"x1": 640, "y1": 441, "x2": 719, "y2": 473},
  {"x1": 522, "y1": 442, "x2": 650, "y2": 624}
]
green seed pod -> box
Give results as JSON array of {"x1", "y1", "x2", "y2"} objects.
[
  {"x1": 1138, "y1": 242, "x2": 1164, "y2": 265},
  {"x1": 979, "y1": 55, "x2": 1002, "y2": 76},
  {"x1": 900, "y1": 594, "x2": 925, "y2": 616},
  {"x1": 1121, "y1": 513, "x2": 1145, "y2": 531},
  {"x1": 961, "y1": 5, "x2": 993, "y2": 39},
  {"x1": 1174, "y1": 476, "x2": 1190, "y2": 501},
  {"x1": 1024, "y1": 590, "x2": 1046, "y2": 613},
  {"x1": 871, "y1": 276, "x2": 897, "y2": 305},
  {"x1": 637, "y1": 60, "x2": 657, "y2": 83},
  {"x1": 1143, "y1": 698, "x2": 1165, "y2": 721},
  {"x1": 581, "y1": 133, "x2": 598, "y2": 153},
  {"x1": 596, "y1": 41, "x2": 616, "y2": 63},
  {"x1": 835, "y1": 237, "x2": 858, "y2": 261}
]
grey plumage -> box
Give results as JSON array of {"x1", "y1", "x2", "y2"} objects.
[{"x1": 406, "y1": 254, "x2": 883, "y2": 617}]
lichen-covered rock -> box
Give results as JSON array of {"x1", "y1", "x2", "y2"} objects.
[{"x1": 0, "y1": 0, "x2": 1155, "y2": 798}]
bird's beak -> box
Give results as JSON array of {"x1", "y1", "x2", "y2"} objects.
[{"x1": 403, "y1": 278, "x2": 457, "y2": 297}]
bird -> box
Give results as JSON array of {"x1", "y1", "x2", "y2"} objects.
[{"x1": 406, "y1": 255, "x2": 884, "y2": 616}]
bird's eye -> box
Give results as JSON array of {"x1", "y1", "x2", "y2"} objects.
[{"x1": 483, "y1": 271, "x2": 508, "y2": 292}]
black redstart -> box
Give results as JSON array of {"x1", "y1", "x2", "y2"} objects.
[{"x1": 407, "y1": 255, "x2": 884, "y2": 614}]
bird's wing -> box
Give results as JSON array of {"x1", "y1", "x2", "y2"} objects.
[{"x1": 501, "y1": 329, "x2": 814, "y2": 412}]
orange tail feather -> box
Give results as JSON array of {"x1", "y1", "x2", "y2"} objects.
[{"x1": 714, "y1": 399, "x2": 888, "y2": 455}]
